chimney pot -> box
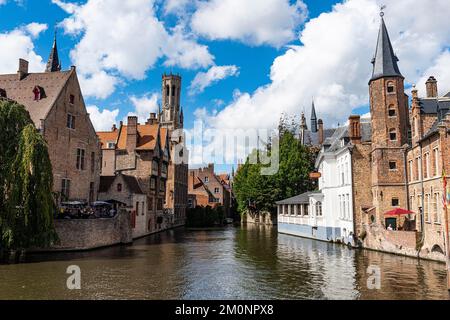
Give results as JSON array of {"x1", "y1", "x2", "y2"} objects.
[
  {"x1": 348, "y1": 115, "x2": 362, "y2": 144},
  {"x1": 126, "y1": 116, "x2": 138, "y2": 152},
  {"x1": 318, "y1": 119, "x2": 324, "y2": 145},
  {"x1": 425, "y1": 76, "x2": 438, "y2": 98},
  {"x1": 18, "y1": 59, "x2": 29, "y2": 80}
]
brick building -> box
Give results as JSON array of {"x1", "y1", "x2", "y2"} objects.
[
  {"x1": 277, "y1": 13, "x2": 450, "y2": 262},
  {"x1": 97, "y1": 114, "x2": 170, "y2": 234},
  {"x1": 188, "y1": 164, "x2": 231, "y2": 217},
  {"x1": 0, "y1": 37, "x2": 101, "y2": 204},
  {"x1": 355, "y1": 14, "x2": 450, "y2": 260}
]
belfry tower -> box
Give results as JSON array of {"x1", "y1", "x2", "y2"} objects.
[
  {"x1": 160, "y1": 74, "x2": 183, "y2": 131},
  {"x1": 160, "y1": 73, "x2": 188, "y2": 227},
  {"x1": 369, "y1": 11, "x2": 410, "y2": 221}
]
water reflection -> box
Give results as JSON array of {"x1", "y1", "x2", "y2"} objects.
[{"x1": 0, "y1": 225, "x2": 448, "y2": 300}]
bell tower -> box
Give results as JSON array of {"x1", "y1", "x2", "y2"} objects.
[
  {"x1": 161, "y1": 74, "x2": 182, "y2": 131},
  {"x1": 369, "y1": 11, "x2": 410, "y2": 222}
]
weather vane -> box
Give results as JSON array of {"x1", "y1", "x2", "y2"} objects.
[{"x1": 380, "y1": 5, "x2": 386, "y2": 17}]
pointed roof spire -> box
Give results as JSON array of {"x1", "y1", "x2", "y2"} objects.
[
  {"x1": 45, "y1": 30, "x2": 61, "y2": 73},
  {"x1": 310, "y1": 98, "x2": 318, "y2": 133},
  {"x1": 370, "y1": 9, "x2": 403, "y2": 82}
]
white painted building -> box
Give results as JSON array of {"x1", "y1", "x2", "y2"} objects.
[{"x1": 278, "y1": 120, "x2": 371, "y2": 246}]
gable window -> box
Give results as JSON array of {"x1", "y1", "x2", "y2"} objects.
[
  {"x1": 117, "y1": 183, "x2": 122, "y2": 192},
  {"x1": 392, "y1": 198, "x2": 399, "y2": 207},
  {"x1": 214, "y1": 188, "x2": 220, "y2": 194},
  {"x1": 204, "y1": 177, "x2": 209, "y2": 183},
  {"x1": 33, "y1": 86, "x2": 41, "y2": 101},
  {"x1": 107, "y1": 142, "x2": 115, "y2": 149},
  {"x1": 389, "y1": 161, "x2": 397, "y2": 171},
  {"x1": 389, "y1": 129, "x2": 397, "y2": 141},
  {"x1": 61, "y1": 179, "x2": 71, "y2": 200},
  {"x1": 387, "y1": 82, "x2": 395, "y2": 94},
  {"x1": 69, "y1": 94, "x2": 75, "y2": 105},
  {"x1": 67, "y1": 114, "x2": 75, "y2": 129},
  {"x1": 76, "y1": 148, "x2": 85, "y2": 170},
  {"x1": 388, "y1": 106, "x2": 396, "y2": 117}
]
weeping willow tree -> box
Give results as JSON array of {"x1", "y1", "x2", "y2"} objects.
[{"x1": 0, "y1": 100, "x2": 57, "y2": 255}]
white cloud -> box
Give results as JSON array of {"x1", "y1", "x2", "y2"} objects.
[
  {"x1": 189, "y1": 65, "x2": 239, "y2": 94},
  {"x1": 25, "y1": 23, "x2": 48, "y2": 38},
  {"x1": 87, "y1": 105, "x2": 120, "y2": 132},
  {"x1": 416, "y1": 50, "x2": 450, "y2": 97},
  {"x1": 195, "y1": 0, "x2": 450, "y2": 159},
  {"x1": 128, "y1": 93, "x2": 159, "y2": 123},
  {"x1": 53, "y1": 0, "x2": 214, "y2": 99},
  {"x1": 191, "y1": 0, "x2": 308, "y2": 47},
  {"x1": 0, "y1": 24, "x2": 47, "y2": 74}
]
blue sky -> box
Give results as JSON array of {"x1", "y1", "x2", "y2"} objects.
[
  {"x1": 0, "y1": 0, "x2": 339, "y2": 131},
  {"x1": 1, "y1": 0, "x2": 450, "y2": 173}
]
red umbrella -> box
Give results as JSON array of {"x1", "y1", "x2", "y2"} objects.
[{"x1": 384, "y1": 208, "x2": 414, "y2": 216}]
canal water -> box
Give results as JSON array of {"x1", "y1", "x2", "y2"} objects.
[{"x1": 0, "y1": 225, "x2": 449, "y2": 300}]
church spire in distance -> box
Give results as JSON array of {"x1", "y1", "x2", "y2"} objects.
[
  {"x1": 370, "y1": 6, "x2": 403, "y2": 82},
  {"x1": 310, "y1": 98, "x2": 318, "y2": 133},
  {"x1": 45, "y1": 30, "x2": 61, "y2": 72}
]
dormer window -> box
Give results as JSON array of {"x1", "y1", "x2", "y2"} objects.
[
  {"x1": 387, "y1": 82, "x2": 395, "y2": 94},
  {"x1": 33, "y1": 86, "x2": 42, "y2": 101}
]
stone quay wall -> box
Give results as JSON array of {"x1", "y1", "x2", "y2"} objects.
[
  {"x1": 361, "y1": 223, "x2": 446, "y2": 263},
  {"x1": 47, "y1": 209, "x2": 133, "y2": 251},
  {"x1": 243, "y1": 210, "x2": 277, "y2": 226}
]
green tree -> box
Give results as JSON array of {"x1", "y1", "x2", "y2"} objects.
[
  {"x1": 233, "y1": 131, "x2": 315, "y2": 215},
  {"x1": 0, "y1": 100, "x2": 57, "y2": 254}
]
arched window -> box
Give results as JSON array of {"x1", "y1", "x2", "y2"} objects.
[
  {"x1": 166, "y1": 85, "x2": 170, "y2": 97},
  {"x1": 388, "y1": 105, "x2": 396, "y2": 117},
  {"x1": 387, "y1": 81, "x2": 395, "y2": 94}
]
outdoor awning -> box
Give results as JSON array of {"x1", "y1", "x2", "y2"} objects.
[{"x1": 384, "y1": 208, "x2": 414, "y2": 216}]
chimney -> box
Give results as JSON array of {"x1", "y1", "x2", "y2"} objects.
[
  {"x1": 425, "y1": 76, "x2": 438, "y2": 98},
  {"x1": 348, "y1": 115, "x2": 362, "y2": 144},
  {"x1": 208, "y1": 163, "x2": 214, "y2": 173},
  {"x1": 18, "y1": 59, "x2": 29, "y2": 80},
  {"x1": 318, "y1": 119, "x2": 324, "y2": 145},
  {"x1": 126, "y1": 116, "x2": 138, "y2": 152},
  {"x1": 112, "y1": 124, "x2": 117, "y2": 131},
  {"x1": 147, "y1": 113, "x2": 157, "y2": 125}
]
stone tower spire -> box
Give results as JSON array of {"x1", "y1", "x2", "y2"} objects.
[
  {"x1": 370, "y1": 13, "x2": 403, "y2": 82},
  {"x1": 368, "y1": 10, "x2": 410, "y2": 224},
  {"x1": 45, "y1": 31, "x2": 61, "y2": 73},
  {"x1": 310, "y1": 99, "x2": 318, "y2": 133}
]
